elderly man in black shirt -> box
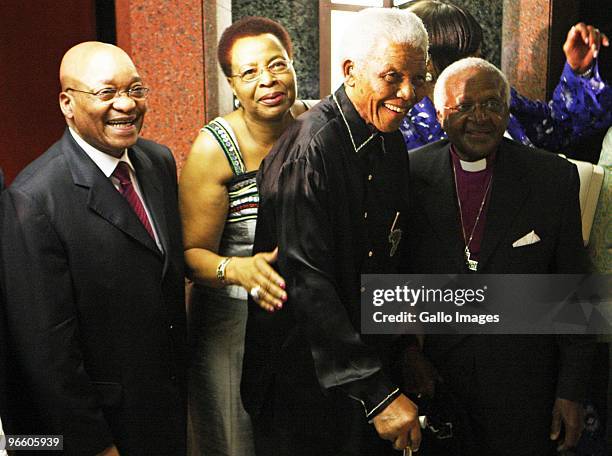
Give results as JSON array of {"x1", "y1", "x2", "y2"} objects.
[{"x1": 241, "y1": 8, "x2": 429, "y2": 456}]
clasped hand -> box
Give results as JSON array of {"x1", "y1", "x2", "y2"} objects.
[{"x1": 372, "y1": 394, "x2": 421, "y2": 452}]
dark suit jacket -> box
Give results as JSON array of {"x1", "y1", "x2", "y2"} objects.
[
  {"x1": 1, "y1": 130, "x2": 187, "y2": 455},
  {"x1": 0, "y1": 167, "x2": 7, "y2": 425},
  {"x1": 405, "y1": 138, "x2": 595, "y2": 454}
]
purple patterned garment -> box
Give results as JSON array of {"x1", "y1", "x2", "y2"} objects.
[{"x1": 400, "y1": 60, "x2": 612, "y2": 152}]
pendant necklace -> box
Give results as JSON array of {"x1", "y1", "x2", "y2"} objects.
[{"x1": 452, "y1": 161, "x2": 493, "y2": 272}]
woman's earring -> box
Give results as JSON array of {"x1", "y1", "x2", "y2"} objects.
[{"x1": 425, "y1": 72, "x2": 433, "y2": 83}]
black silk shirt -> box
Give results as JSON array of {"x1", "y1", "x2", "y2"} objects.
[{"x1": 242, "y1": 86, "x2": 411, "y2": 419}]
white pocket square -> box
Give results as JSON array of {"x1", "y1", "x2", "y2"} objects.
[{"x1": 512, "y1": 230, "x2": 541, "y2": 248}]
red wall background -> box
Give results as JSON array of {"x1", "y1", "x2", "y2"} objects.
[{"x1": 0, "y1": 1, "x2": 97, "y2": 185}]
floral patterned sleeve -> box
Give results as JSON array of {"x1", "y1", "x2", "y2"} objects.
[{"x1": 510, "y1": 60, "x2": 612, "y2": 151}]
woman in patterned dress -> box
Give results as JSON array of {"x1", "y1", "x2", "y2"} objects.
[{"x1": 179, "y1": 17, "x2": 309, "y2": 456}]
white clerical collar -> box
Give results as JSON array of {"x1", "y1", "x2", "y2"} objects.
[
  {"x1": 459, "y1": 158, "x2": 487, "y2": 172},
  {"x1": 69, "y1": 127, "x2": 134, "y2": 177}
]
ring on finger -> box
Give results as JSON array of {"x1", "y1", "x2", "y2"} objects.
[{"x1": 250, "y1": 285, "x2": 262, "y2": 301}]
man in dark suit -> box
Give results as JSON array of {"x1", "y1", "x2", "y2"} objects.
[
  {"x1": 405, "y1": 57, "x2": 595, "y2": 455},
  {"x1": 1, "y1": 42, "x2": 186, "y2": 455},
  {"x1": 0, "y1": 167, "x2": 6, "y2": 448}
]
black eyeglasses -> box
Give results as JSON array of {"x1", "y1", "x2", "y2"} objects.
[{"x1": 66, "y1": 86, "x2": 150, "y2": 103}]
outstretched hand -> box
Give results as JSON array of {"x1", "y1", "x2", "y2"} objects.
[
  {"x1": 564, "y1": 22, "x2": 609, "y2": 74},
  {"x1": 227, "y1": 247, "x2": 287, "y2": 312}
]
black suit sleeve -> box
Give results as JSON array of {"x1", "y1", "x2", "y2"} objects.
[
  {"x1": 0, "y1": 169, "x2": 7, "y2": 426},
  {"x1": 555, "y1": 163, "x2": 596, "y2": 401},
  {"x1": 1, "y1": 188, "x2": 114, "y2": 454}
]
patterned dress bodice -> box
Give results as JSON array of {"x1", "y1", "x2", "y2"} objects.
[{"x1": 201, "y1": 117, "x2": 259, "y2": 299}]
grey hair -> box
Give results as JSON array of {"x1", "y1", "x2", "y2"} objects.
[
  {"x1": 433, "y1": 57, "x2": 511, "y2": 112},
  {"x1": 337, "y1": 8, "x2": 429, "y2": 69}
]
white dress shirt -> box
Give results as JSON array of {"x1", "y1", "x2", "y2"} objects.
[{"x1": 69, "y1": 128, "x2": 163, "y2": 251}]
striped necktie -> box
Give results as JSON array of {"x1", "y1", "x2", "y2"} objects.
[{"x1": 112, "y1": 161, "x2": 155, "y2": 239}]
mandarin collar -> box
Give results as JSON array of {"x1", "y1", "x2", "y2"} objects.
[{"x1": 333, "y1": 85, "x2": 380, "y2": 155}]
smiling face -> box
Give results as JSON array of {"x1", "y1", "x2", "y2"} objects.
[
  {"x1": 344, "y1": 40, "x2": 427, "y2": 133},
  {"x1": 59, "y1": 44, "x2": 146, "y2": 158},
  {"x1": 437, "y1": 67, "x2": 509, "y2": 161},
  {"x1": 228, "y1": 33, "x2": 296, "y2": 121}
]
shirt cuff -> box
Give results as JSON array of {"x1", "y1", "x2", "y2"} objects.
[
  {"x1": 340, "y1": 370, "x2": 401, "y2": 420},
  {"x1": 366, "y1": 388, "x2": 401, "y2": 422}
]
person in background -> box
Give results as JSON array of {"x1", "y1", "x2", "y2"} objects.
[
  {"x1": 1, "y1": 42, "x2": 187, "y2": 455},
  {"x1": 242, "y1": 8, "x2": 428, "y2": 455},
  {"x1": 400, "y1": 0, "x2": 611, "y2": 153},
  {"x1": 180, "y1": 16, "x2": 309, "y2": 456},
  {"x1": 405, "y1": 57, "x2": 595, "y2": 455}
]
